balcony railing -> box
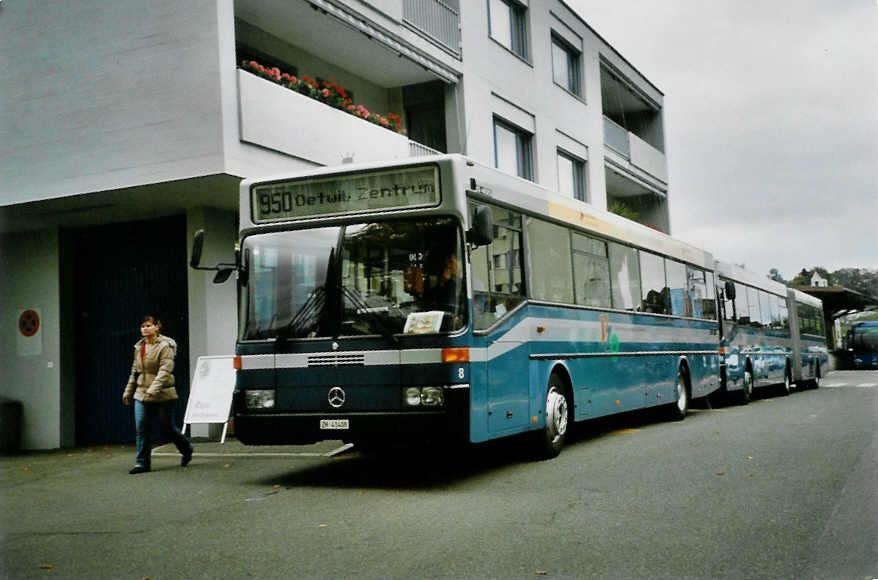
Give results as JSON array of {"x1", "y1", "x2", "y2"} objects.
[
  {"x1": 603, "y1": 116, "x2": 630, "y2": 158},
  {"x1": 403, "y1": 0, "x2": 461, "y2": 57},
  {"x1": 409, "y1": 141, "x2": 443, "y2": 157}
]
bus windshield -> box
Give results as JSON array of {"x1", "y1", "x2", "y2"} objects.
[
  {"x1": 852, "y1": 326, "x2": 878, "y2": 353},
  {"x1": 240, "y1": 217, "x2": 466, "y2": 340}
]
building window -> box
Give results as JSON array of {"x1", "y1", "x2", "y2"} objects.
[
  {"x1": 557, "y1": 150, "x2": 586, "y2": 201},
  {"x1": 551, "y1": 35, "x2": 580, "y2": 95},
  {"x1": 494, "y1": 118, "x2": 533, "y2": 180},
  {"x1": 488, "y1": 0, "x2": 527, "y2": 59}
]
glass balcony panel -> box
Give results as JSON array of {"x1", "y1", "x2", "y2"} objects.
[{"x1": 603, "y1": 116, "x2": 630, "y2": 158}]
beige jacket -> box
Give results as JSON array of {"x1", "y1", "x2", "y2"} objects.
[{"x1": 123, "y1": 335, "x2": 178, "y2": 403}]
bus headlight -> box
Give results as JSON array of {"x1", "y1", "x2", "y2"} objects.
[
  {"x1": 245, "y1": 389, "x2": 275, "y2": 409},
  {"x1": 421, "y1": 387, "x2": 444, "y2": 406},
  {"x1": 404, "y1": 387, "x2": 422, "y2": 407},
  {"x1": 402, "y1": 387, "x2": 445, "y2": 407}
]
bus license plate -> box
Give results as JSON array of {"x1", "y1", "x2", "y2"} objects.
[{"x1": 320, "y1": 419, "x2": 349, "y2": 430}]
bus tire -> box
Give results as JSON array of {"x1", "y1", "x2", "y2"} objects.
[
  {"x1": 738, "y1": 367, "x2": 754, "y2": 405},
  {"x1": 534, "y1": 373, "x2": 569, "y2": 460},
  {"x1": 666, "y1": 368, "x2": 689, "y2": 421},
  {"x1": 779, "y1": 367, "x2": 792, "y2": 396}
]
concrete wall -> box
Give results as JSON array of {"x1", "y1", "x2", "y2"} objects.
[
  {"x1": 0, "y1": 230, "x2": 62, "y2": 450},
  {"x1": 456, "y1": 0, "x2": 610, "y2": 209},
  {"x1": 186, "y1": 207, "x2": 239, "y2": 438},
  {"x1": 0, "y1": 0, "x2": 226, "y2": 205}
]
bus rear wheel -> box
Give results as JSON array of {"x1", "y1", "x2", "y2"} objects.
[
  {"x1": 535, "y1": 374, "x2": 569, "y2": 460},
  {"x1": 666, "y1": 369, "x2": 689, "y2": 421},
  {"x1": 811, "y1": 364, "x2": 821, "y2": 389},
  {"x1": 779, "y1": 369, "x2": 792, "y2": 396},
  {"x1": 738, "y1": 368, "x2": 754, "y2": 405}
]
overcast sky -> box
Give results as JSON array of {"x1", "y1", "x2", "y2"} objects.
[{"x1": 567, "y1": 0, "x2": 878, "y2": 281}]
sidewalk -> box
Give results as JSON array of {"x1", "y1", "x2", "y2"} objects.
[{"x1": 0, "y1": 438, "x2": 350, "y2": 472}]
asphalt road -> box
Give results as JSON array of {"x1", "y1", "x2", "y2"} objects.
[{"x1": 2, "y1": 370, "x2": 877, "y2": 579}]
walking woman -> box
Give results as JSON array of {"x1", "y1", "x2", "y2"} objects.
[{"x1": 122, "y1": 315, "x2": 193, "y2": 474}]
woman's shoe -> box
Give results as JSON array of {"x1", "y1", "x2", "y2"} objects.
[{"x1": 129, "y1": 465, "x2": 150, "y2": 474}]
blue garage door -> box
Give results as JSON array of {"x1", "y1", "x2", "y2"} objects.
[{"x1": 72, "y1": 216, "x2": 189, "y2": 445}]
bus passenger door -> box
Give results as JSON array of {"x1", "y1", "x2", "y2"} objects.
[
  {"x1": 468, "y1": 205, "x2": 529, "y2": 435},
  {"x1": 485, "y1": 320, "x2": 530, "y2": 433}
]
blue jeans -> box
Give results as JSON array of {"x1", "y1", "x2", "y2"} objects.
[{"x1": 134, "y1": 400, "x2": 191, "y2": 468}]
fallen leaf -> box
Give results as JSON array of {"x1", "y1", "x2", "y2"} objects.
[
  {"x1": 224, "y1": 464, "x2": 232, "y2": 469},
  {"x1": 319, "y1": 523, "x2": 329, "y2": 528},
  {"x1": 536, "y1": 571, "x2": 548, "y2": 576},
  {"x1": 40, "y1": 564, "x2": 54, "y2": 569},
  {"x1": 746, "y1": 456, "x2": 753, "y2": 460},
  {"x1": 273, "y1": 484, "x2": 281, "y2": 489},
  {"x1": 715, "y1": 472, "x2": 725, "y2": 476}
]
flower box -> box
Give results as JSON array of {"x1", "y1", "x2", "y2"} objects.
[{"x1": 238, "y1": 69, "x2": 411, "y2": 166}]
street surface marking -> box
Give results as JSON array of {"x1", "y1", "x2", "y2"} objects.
[
  {"x1": 856, "y1": 383, "x2": 876, "y2": 388},
  {"x1": 822, "y1": 383, "x2": 847, "y2": 388}
]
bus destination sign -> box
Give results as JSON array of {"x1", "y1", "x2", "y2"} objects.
[{"x1": 251, "y1": 165, "x2": 440, "y2": 223}]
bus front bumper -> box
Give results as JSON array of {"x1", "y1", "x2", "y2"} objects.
[{"x1": 233, "y1": 389, "x2": 469, "y2": 446}]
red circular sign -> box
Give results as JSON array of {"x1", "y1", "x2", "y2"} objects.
[{"x1": 19, "y1": 310, "x2": 40, "y2": 337}]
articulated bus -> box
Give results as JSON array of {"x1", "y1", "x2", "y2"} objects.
[
  {"x1": 788, "y1": 288, "x2": 829, "y2": 384},
  {"x1": 193, "y1": 155, "x2": 723, "y2": 457},
  {"x1": 844, "y1": 321, "x2": 878, "y2": 369},
  {"x1": 716, "y1": 262, "x2": 827, "y2": 403}
]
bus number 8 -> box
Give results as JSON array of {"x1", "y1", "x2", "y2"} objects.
[{"x1": 259, "y1": 191, "x2": 293, "y2": 217}]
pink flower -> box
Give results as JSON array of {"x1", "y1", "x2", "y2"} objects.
[{"x1": 322, "y1": 88, "x2": 330, "y2": 98}]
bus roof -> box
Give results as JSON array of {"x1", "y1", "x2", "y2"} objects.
[
  {"x1": 458, "y1": 156, "x2": 716, "y2": 270},
  {"x1": 715, "y1": 260, "x2": 789, "y2": 297},
  {"x1": 788, "y1": 287, "x2": 824, "y2": 309},
  {"x1": 240, "y1": 154, "x2": 716, "y2": 270}
]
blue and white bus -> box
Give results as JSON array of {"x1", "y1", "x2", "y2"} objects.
[
  {"x1": 716, "y1": 262, "x2": 827, "y2": 402},
  {"x1": 193, "y1": 155, "x2": 722, "y2": 457},
  {"x1": 844, "y1": 321, "x2": 878, "y2": 370},
  {"x1": 788, "y1": 288, "x2": 829, "y2": 385}
]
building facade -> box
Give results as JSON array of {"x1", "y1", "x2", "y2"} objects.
[{"x1": 0, "y1": 0, "x2": 669, "y2": 449}]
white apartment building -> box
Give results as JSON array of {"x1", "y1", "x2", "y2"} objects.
[{"x1": 0, "y1": 0, "x2": 670, "y2": 449}]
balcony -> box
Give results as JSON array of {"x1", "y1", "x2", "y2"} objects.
[
  {"x1": 239, "y1": 69, "x2": 414, "y2": 166},
  {"x1": 238, "y1": 69, "x2": 442, "y2": 166},
  {"x1": 603, "y1": 116, "x2": 668, "y2": 184},
  {"x1": 403, "y1": 0, "x2": 461, "y2": 57}
]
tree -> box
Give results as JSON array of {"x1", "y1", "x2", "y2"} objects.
[
  {"x1": 789, "y1": 266, "x2": 878, "y2": 298},
  {"x1": 768, "y1": 268, "x2": 785, "y2": 283}
]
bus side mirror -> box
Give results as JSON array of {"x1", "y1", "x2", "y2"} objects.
[
  {"x1": 214, "y1": 269, "x2": 234, "y2": 284},
  {"x1": 724, "y1": 280, "x2": 736, "y2": 300},
  {"x1": 190, "y1": 229, "x2": 237, "y2": 284},
  {"x1": 468, "y1": 206, "x2": 494, "y2": 247},
  {"x1": 191, "y1": 230, "x2": 205, "y2": 268}
]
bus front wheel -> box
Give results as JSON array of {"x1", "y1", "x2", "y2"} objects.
[{"x1": 535, "y1": 374, "x2": 569, "y2": 460}]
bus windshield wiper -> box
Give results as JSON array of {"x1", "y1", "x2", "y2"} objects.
[
  {"x1": 342, "y1": 286, "x2": 399, "y2": 345},
  {"x1": 279, "y1": 286, "x2": 326, "y2": 339}
]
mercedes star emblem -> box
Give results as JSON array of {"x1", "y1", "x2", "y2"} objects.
[{"x1": 328, "y1": 387, "x2": 346, "y2": 408}]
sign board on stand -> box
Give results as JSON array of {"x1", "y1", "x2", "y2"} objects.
[{"x1": 183, "y1": 356, "x2": 236, "y2": 443}]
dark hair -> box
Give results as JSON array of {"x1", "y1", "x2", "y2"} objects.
[{"x1": 141, "y1": 315, "x2": 162, "y2": 328}]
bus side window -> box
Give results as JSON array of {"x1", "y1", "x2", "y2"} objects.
[
  {"x1": 609, "y1": 243, "x2": 641, "y2": 311},
  {"x1": 470, "y1": 203, "x2": 525, "y2": 330}
]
